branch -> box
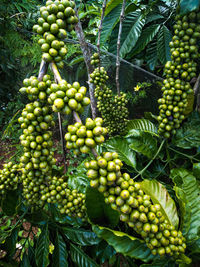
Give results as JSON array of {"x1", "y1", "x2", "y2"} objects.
[
  {"x1": 193, "y1": 73, "x2": 200, "y2": 96},
  {"x1": 38, "y1": 60, "x2": 48, "y2": 81},
  {"x1": 116, "y1": 0, "x2": 126, "y2": 96},
  {"x1": 97, "y1": 0, "x2": 107, "y2": 69},
  {"x1": 74, "y1": 5, "x2": 97, "y2": 119},
  {"x1": 50, "y1": 62, "x2": 67, "y2": 173}
]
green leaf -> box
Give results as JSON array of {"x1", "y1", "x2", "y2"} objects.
[
  {"x1": 70, "y1": 243, "x2": 99, "y2": 267},
  {"x1": 92, "y1": 226, "x2": 155, "y2": 262},
  {"x1": 126, "y1": 119, "x2": 158, "y2": 136},
  {"x1": 86, "y1": 186, "x2": 119, "y2": 227},
  {"x1": 170, "y1": 168, "x2": 200, "y2": 241},
  {"x1": 62, "y1": 227, "x2": 101, "y2": 246},
  {"x1": 35, "y1": 224, "x2": 50, "y2": 267},
  {"x1": 67, "y1": 162, "x2": 89, "y2": 193},
  {"x1": 180, "y1": 0, "x2": 200, "y2": 14},
  {"x1": 157, "y1": 25, "x2": 172, "y2": 64},
  {"x1": 172, "y1": 112, "x2": 200, "y2": 149},
  {"x1": 20, "y1": 252, "x2": 31, "y2": 267},
  {"x1": 53, "y1": 231, "x2": 68, "y2": 267},
  {"x1": 3, "y1": 227, "x2": 19, "y2": 258},
  {"x1": 120, "y1": 14, "x2": 145, "y2": 58},
  {"x1": 146, "y1": 39, "x2": 158, "y2": 70},
  {"x1": 1, "y1": 190, "x2": 19, "y2": 216},
  {"x1": 128, "y1": 131, "x2": 157, "y2": 159},
  {"x1": 140, "y1": 180, "x2": 179, "y2": 228},
  {"x1": 193, "y1": 163, "x2": 200, "y2": 180},
  {"x1": 141, "y1": 258, "x2": 174, "y2": 267},
  {"x1": 129, "y1": 24, "x2": 161, "y2": 57},
  {"x1": 103, "y1": 137, "x2": 136, "y2": 169},
  {"x1": 100, "y1": 4, "x2": 122, "y2": 44},
  {"x1": 105, "y1": 0, "x2": 123, "y2": 16},
  {"x1": 146, "y1": 13, "x2": 164, "y2": 24}
]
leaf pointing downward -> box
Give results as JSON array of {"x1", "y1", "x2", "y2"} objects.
[{"x1": 140, "y1": 180, "x2": 179, "y2": 228}]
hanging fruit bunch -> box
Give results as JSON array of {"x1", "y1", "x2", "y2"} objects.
[
  {"x1": 18, "y1": 75, "x2": 56, "y2": 207},
  {"x1": 0, "y1": 162, "x2": 22, "y2": 196},
  {"x1": 85, "y1": 153, "x2": 186, "y2": 258},
  {"x1": 157, "y1": 9, "x2": 200, "y2": 138},
  {"x1": 41, "y1": 176, "x2": 86, "y2": 218},
  {"x1": 33, "y1": 0, "x2": 78, "y2": 68},
  {"x1": 47, "y1": 80, "x2": 90, "y2": 114},
  {"x1": 65, "y1": 118, "x2": 108, "y2": 155},
  {"x1": 89, "y1": 54, "x2": 129, "y2": 136}
]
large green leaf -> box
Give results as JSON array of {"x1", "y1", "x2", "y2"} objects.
[
  {"x1": 92, "y1": 226, "x2": 155, "y2": 262},
  {"x1": 129, "y1": 24, "x2": 161, "y2": 57},
  {"x1": 70, "y1": 243, "x2": 99, "y2": 267},
  {"x1": 126, "y1": 119, "x2": 158, "y2": 136},
  {"x1": 108, "y1": 11, "x2": 143, "y2": 55},
  {"x1": 170, "y1": 168, "x2": 200, "y2": 241},
  {"x1": 85, "y1": 186, "x2": 119, "y2": 227},
  {"x1": 172, "y1": 112, "x2": 200, "y2": 149},
  {"x1": 157, "y1": 25, "x2": 172, "y2": 64},
  {"x1": 103, "y1": 136, "x2": 136, "y2": 169},
  {"x1": 128, "y1": 131, "x2": 157, "y2": 159},
  {"x1": 52, "y1": 231, "x2": 68, "y2": 267},
  {"x1": 100, "y1": 4, "x2": 122, "y2": 45},
  {"x1": 21, "y1": 252, "x2": 32, "y2": 267},
  {"x1": 146, "y1": 39, "x2": 158, "y2": 70},
  {"x1": 67, "y1": 162, "x2": 89, "y2": 193},
  {"x1": 2, "y1": 227, "x2": 20, "y2": 258},
  {"x1": 120, "y1": 14, "x2": 145, "y2": 58},
  {"x1": 105, "y1": 0, "x2": 123, "y2": 16},
  {"x1": 35, "y1": 224, "x2": 50, "y2": 267},
  {"x1": 1, "y1": 190, "x2": 19, "y2": 216},
  {"x1": 140, "y1": 180, "x2": 179, "y2": 228},
  {"x1": 62, "y1": 227, "x2": 101, "y2": 246},
  {"x1": 180, "y1": 0, "x2": 200, "y2": 14}
]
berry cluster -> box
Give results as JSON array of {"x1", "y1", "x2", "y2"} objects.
[
  {"x1": 48, "y1": 80, "x2": 90, "y2": 114},
  {"x1": 158, "y1": 10, "x2": 200, "y2": 138},
  {"x1": 85, "y1": 152, "x2": 123, "y2": 192},
  {"x1": 65, "y1": 118, "x2": 107, "y2": 155},
  {"x1": 90, "y1": 59, "x2": 129, "y2": 135},
  {"x1": 86, "y1": 154, "x2": 186, "y2": 257},
  {"x1": 41, "y1": 176, "x2": 86, "y2": 218},
  {"x1": 0, "y1": 162, "x2": 21, "y2": 196},
  {"x1": 19, "y1": 76, "x2": 56, "y2": 206},
  {"x1": 33, "y1": 0, "x2": 78, "y2": 67}
]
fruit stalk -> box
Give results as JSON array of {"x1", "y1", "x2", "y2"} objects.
[
  {"x1": 38, "y1": 60, "x2": 48, "y2": 81},
  {"x1": 50, "y1": 62, "x2": 62, "y2": 83},
  {"x1": 116, "y1": 0, "x2": 126, "y2": 96}
]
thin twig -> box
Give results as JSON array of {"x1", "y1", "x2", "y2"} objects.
[
  {"x1": 97, "y1": 0, "x2": 107, "y2": 69},
  {"x1": 74, "y1": 5, "x2": 97, "y2": 119},
  {"x1": 116, "y1": 0, "x2": 126, "y2": 96},
  {"x1": 133, "y1": 140, "x2": 165, "y2": 180},
  {"x1": 58, "y1": 112, "x2": 67, "y2": 173}
]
